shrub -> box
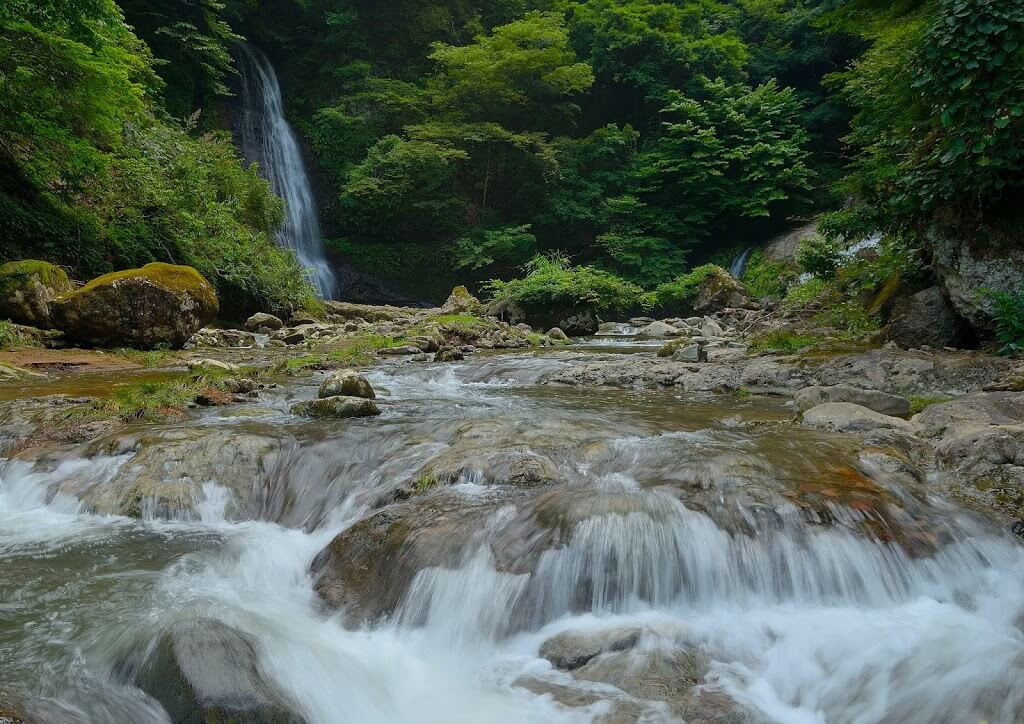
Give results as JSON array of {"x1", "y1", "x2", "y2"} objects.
[
  {"x1": 796, "y1": 236, "x2": 843, "y2": 278},
  {"x1": 785, "y1": 277, "x2": 828, "y2": 306},
  {"x1": 654, "y1": 264, "x2": 725, "y2": 309},
  {"x1": 485, "y1": 254, "x2": 646, "y2": 314},
  {"x1": 748, "y1": 331, "x2": 818, "y2": 354},
  {"x1": 985, "y1": 287, "x2": 1024, "y2": 355},
  {"x1": 741, "y1": 251, "x2": 794, "y2": 299}
]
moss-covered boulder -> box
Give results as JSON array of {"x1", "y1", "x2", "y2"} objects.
[
  {"x1": 50, "y1": 263, "x2": 218, "y2": 349},
  {"x1": 440, "y1": 285, "x2": 483, "y2": 315},
  {"x1": 690, "y1": 266, "x2": 748, "y2": 314},
  {"x1": 0, "y1": 260, "x2": 74, "y2": 327}
]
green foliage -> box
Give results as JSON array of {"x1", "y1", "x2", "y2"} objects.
[
  {"x1": 984, "y1": 287, "x2": 1024, "y2": 356},
  {"x1": 654, "y1": 265, "x2": 724, "y2": 309},
  {"x1": 0, "y1": 320, "x2": 40, "y2": 350},
  {"x1": 796, "y1": 236, "x2": 842, "y2": 278},
  {"x1": 413, "y1": 473, "x2": 439, "y2": 493},
  {"x1": 485, "y1": 254, "x2": 647, "y2": 315},
  {"x1": 0, "y1": 0, "x2": 317, "y2": 317},
  {"x1": 741, "y1": 250, "x2": 793, "y2": 299},
  {"x1": 908, "y1": 394, "x2": 952, "y2": 415},
  {"x1": 747, "y1": 330, "x2": 818, "y2": 355},
  {"x1": 453, "y1": 224, "x2": 537, "y2": 271},
  {"x1": 785, "y1": 277, "x2": 828, "y2": 305}
]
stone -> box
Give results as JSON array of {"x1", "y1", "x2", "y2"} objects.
[
  {"x1": 691, "y1": 267, "x2": 749, "y2": 315},
  {"x1": 65, "y1": 427, "x2": 282, "y2": 519},
  {"x1": 671, "y1": 343, "x2": 707, "y2": 363},
  {"x1": 795, "y1": 384, "x2": 912, "y2": 417},
  {"x1": 802, "y1": 402, "x2": 914, "y2": 434},
  {"x1": 319, "y1": 369, "x2": 375, "y2": 399},
  {"x1": 440, "y1": 285, "x2": 483, "y2": 315},
  {"x1": 928, "y1": 218, "x2": 1024, "y2": 332},
  {"x1": 434, "y1": 348, "x2": 464, "y2": 362},
  {"x1": 50, "y1": 263, "x2": 218, "y2": 350},
  {"x1": 377, "y1": 345, "x2": 422, "y2": 356},
  {"x1": 886, "y1": 287, "x2": 969, "y2": 349},
  {"x1": 546, "y1": 327, "x2": 569, "y2": 342},
  {"x1": 0, "y1": 260, "x2": 74, "y2": 327},
  {"x1": 290, "y1": 396, "x2": 380, "y2": 419},
  {"x1": 700, "y1": 317, "x2": 724, "y2": 337},
  {"x1": 406, "y1": 336, "x2": 439, "y2": 353},
  {"x1": 187, "y1": 358, "x2": 239, "y2": 374},
  {"x1": 280, "y1": 330, "x2": 308, "y2": 346},
  {"x1": 116, "y1": 619, "x2": 302, "y2": 724},
  {"x1": 515, "y1": 323, "x2": 533, "y2": 334},
  {"x1": 763, "y1": 221, "x2": 819, "y2": 266},
  {"x1": 243, "y1": 312, "x2": 283, "y2": 332},
  {"x1": 540, "y1": 628, "x2": 642, "y2": 671},
  {"x1": 636, "y1": 321, "x2": 681, "y2": 339}
]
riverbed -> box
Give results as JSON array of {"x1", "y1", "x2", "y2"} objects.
[{"x1": 2, "y1": 344, "x2": 1022, "y2": 723}]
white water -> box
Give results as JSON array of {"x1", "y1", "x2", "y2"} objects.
[
  {"x1": 2, "y1": 355, "x2": 1024, "y2": 723},
  {"x1": 237, "y1": 44, "x2": 337, "y2": 299}
]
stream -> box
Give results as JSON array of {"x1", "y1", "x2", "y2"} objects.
[{"x1": 1, "y1": 344, "x2": 1023, "y2": 723}]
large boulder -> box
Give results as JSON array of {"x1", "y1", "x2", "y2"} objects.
[
  {"x1": 439, "y1": 285, "x2": 483, "y2": 315},
  {"x1": 885, "y1": 287, "x2": 970, "y2": 349},
  {"x1": 116, "y1": 619, "x2": 303, "y2": 724},
  {"x1": 0, "y1": 260, "x2": 74, "y2": 327},
  {"x1": 50, "y1": 263, "x2": 218, "y2": 349},
  {"x1": 690, "y1": 267, "x2": 748, "y2": 315},
  {"x1": 928, "y1": 217, "x2": 1024, "y2": 332},
  {"x1": 795, "y1": 384, "x2": 912, "y2": 417},
  {"x1": 318, "y1": 370, "x2": 375, "y2": 399},
  {"x1": 802, "y1": 402, "x2": 914, "y2": 434},
  {"x1": 244, "y1": 312, "x2": 284, "y2": 332},
  {"x1": 762, "y1": 221, "x2": 819, "y2": 267}
]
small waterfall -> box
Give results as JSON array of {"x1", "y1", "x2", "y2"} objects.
[
  {"x1": 237, "y1": 44, "x2": 337, "y2": 299},
  {"x1": 729, "y1": 246, "x2": 753, "y2": 278}
]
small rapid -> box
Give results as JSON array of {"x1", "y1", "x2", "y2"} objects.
[{"x1": 2, "y1": 351, "x2": 1023, "y2": 723}]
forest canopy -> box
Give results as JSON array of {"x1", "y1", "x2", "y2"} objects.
[{"x1": 1, "y1": 0, "x2": 1022, "y2": 306}]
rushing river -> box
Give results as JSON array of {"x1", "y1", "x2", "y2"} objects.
[{"x1": 1, "y1": 346, "x2": 1023, "y2": 723}]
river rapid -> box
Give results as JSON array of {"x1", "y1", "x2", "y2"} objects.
[{"x1": 1, "y1": 344, "x2": 1023, "y2": 723}]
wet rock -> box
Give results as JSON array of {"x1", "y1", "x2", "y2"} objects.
[
  {"x1": 188, "y1": 358, "x2": 240, "y2": 374},
  {"x1": 318, "y1": 369, "x2": 375, "y2": 400},
  {"x1": 540, "y1": 627, "x2": 641, "y2": 670},
  {"x1": 802, "y1": 402, "x2": 914, "y2": 434},
  {"x1": 190, "y1": 327, "x2": 258, "y2": 348},
  {"x1": 739, "y1": 358, "x2": 807, "y2": 394},
  {"x1": 672, "y1": 343, "x2": 707, "y2": 363},
  {"x1": 377, "y1": 345, "x2": 422, "y2": 356},
  {"x1": 406, "y1": 336, "x2": 440, "y2": 353},
  {"x1": 434, "y1": 348, "x2": 465, "y2": 362},
  {"x1": 886, "y1": 287, "x2": 969, "y2": 349},
  {"x1": 795, "y1": 384, "x2": 911, "y2": 417},
  {"x1": 50, "y1": 263, "x2": 218, "y2": 349},
  {"x1": 636, "y1": 321, "x2": 681, "y2": 339},
  {"x1": 244, "y1": 312, "x2": 284, "y2": 332},
  {"x1": 194, "y1": 388, "x2": 234, "y2": 406},
  {"x1": 546, "y1": 327, "x2": 569, "y2": 342},
  {"x1": 440, "y1": 285, "x2": 483, "y2": 315},
  {"x1": 810, "y1": 348, "x2": 1010, "y2": 396},
  {"x1": 117, "y1": 619, "x2": 303, "y2": 724},
  {"x1": 700, "y1": 317, "x2": 724, "y2": 338},
  {"x1": 290, "y1": 396, "x2": 380, "y2": 419},
  {"x1": 67, "y1": 427, "x2": 283, "y2": 519},
  {"x1": 0, "y1": 362, "x2": 45, "y2": 382},
  {"x1": 0, "y1": 260, "x2": 74, "y2": 327}
]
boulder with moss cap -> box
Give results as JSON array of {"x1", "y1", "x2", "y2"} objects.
[
  {"x1": 0, "y1": 260, "x2": 74, "y2": 327},
  {"x1": 50, "y1": 263, "x2": 218, "y2": 350}
]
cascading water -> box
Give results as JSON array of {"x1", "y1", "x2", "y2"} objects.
[
  {"x1": 729, "y1": 246, "x2": 754, "y2": 277},
  {"x1": 237, "y1": 44, "x2": 337, "y2": 299},
  {"x1": 2, "y1": 350, "x2": 1023, "y2": 723}
]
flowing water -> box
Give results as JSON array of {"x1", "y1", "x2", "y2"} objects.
[
  {"x1": 237, "y1": 44, "x2": 337, "y2": 299},
  {"x1": 2, "y1": 346, "x2": 1023, "y2": 723}
]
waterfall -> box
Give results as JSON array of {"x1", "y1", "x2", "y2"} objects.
[
  {"x1": 729, "y1": 246, "x2": 753, "y2": 278},
  {"x1": 237, "y1": 44, "x2": 337, "y2": 299}
]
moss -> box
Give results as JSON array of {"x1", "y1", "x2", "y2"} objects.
[
  {"x1": 0, "y1": 259, "x2": 72, "y2": 290},
  {"x1": 413, "y1": 473, "x2": 439, "y2": 492},
  {"x1": 0, "y1": 320, "x2": 42, "y2": 350},
  {"x1": 908, "y1": 394, "x2": 952, "y2": 415},
  {"x1": 748, "y1": 330, "x2": 819, "y2": 354},
  {"x1": 72, "y1": 263, "x2": 217, "y2": 307}
]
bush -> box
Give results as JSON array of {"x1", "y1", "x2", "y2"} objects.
[
  {"x1": 796, "y1": 236, "x2": 843, "y2": 278},
  {"x1": 741, "y1": 250, "x2": 794, "y2": 299},
  {"x1": 785, "y1": 277, "x2": 828, "y2": 306},
  {"x1": 653, "y1": 264, "x2": 724, "y2": 309},
  {"x1": 985, "y1": 287, "x2": 1024, "y2": 356},
  {"x1": 484, "y1": 254, "x2": 646, "y2": 315}
]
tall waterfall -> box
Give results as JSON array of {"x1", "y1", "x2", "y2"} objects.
[{"x1": 237, "y1": 44, "x2": 337, "y2": 299}]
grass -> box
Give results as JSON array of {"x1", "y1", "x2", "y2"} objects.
[
  {"x1": 413, "y1": 473, "x2": 439, "y2": 493},
  {"x1": 271, "y1": 333, "x2": 402, "y2": 375},
  {"x1": 908, "y1": 394, "x2": 952, "y2": 415},
  {"x1": 0, "y1": 320, "x2": 42, "y2": 351},
  {"x1": 112, "y1": 347, "x2": 177, "y2": 368},
  {"x1": 747, "y1": 330, "x2": 819, "y2": 355}
]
